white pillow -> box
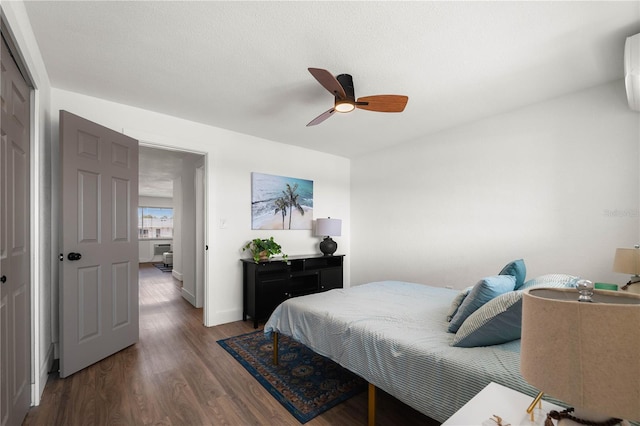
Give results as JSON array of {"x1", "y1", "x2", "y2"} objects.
[{"x1": 519, "y1": 274, "x2": 579, "y2": 290}]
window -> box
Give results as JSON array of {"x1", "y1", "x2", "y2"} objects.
[{"x1": 138, "y1": 207, "x2": 173, "y2": 239}]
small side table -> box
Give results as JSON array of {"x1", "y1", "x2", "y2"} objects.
[{"x1": 442, "y1": 382, "x2": 564, "y2": 426}]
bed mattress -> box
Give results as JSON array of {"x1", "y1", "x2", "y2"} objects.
[{"x1": 264, "y1": 280, "x2": 540, "y2": 423}]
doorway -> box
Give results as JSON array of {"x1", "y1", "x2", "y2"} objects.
[{"x1": 138, "y1": 145, "x2": 206, "y2": 310}]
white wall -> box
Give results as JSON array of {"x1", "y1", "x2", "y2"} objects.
[
  {"x1": 50, "y1": 88, "x2": 351, "y2": 328},
  {"x1": 352, "y1": 80, "x2": 640, "y2": 289},
  {"x1": 3, "y1": 0, "x2": 55, "y2": 404}
]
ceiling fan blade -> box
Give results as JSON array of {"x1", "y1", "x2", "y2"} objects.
[
  {"x1": 306, "y1": 108, "x2": 336, "y2": 127},
  {"x1": 356, "y1": 95, "x2": 409, "y2": 112},
  {"x1": 308, "y1": 68, "x2": 347, "y2": 100}
]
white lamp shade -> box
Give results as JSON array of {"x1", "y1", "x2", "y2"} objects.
[
  {"x1": 521, "y1": 288, "x2": 640, "y2": 421},
  {"x1": 315, "y1": 218, "x2": 341, "y2": 237},
  {"x1": 613, "y1": 248, "x2": 640, "y2": 275}
]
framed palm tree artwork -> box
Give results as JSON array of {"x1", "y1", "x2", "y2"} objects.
[{"x1": 251, "y1": 172, "x2": 314, "y2": 230}]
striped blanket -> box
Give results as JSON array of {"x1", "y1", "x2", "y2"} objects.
[{"x1": 265, "y1": 280, "x2": 538, "y2": 423}]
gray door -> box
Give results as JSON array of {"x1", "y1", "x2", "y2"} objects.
[
  {"x1": 59, "y1": 111, "x2": 139, "y2": 378},
  {"x1": 0, "y1": 35, "x2": 31, "y2": 426}
]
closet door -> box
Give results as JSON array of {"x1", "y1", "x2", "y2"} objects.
[{"x1": 1, "y1": 34, "x2": 32, "y2": 426}]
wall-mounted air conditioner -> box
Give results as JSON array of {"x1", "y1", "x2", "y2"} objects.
[
  {"x1": 625, "y1": 33, "x2": 640, "y2": 112},
  {"x1": 153, "y1": 243, "x2": 171, "y2": 255}
]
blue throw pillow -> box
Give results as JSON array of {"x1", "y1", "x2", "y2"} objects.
[
  {"x1": 451, "y1": 291, "x2": 523, "y2": 347},
  {"x1": 447, "y1": 275, "x2": 516, "y2": 333},
  {"x1": 446, "y1": 286, "x2": 473, "y2": 322},
  {"x1": 500, "y1": 259, "x2": 526, "y2": 290}
]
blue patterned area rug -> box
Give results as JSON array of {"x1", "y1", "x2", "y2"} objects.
[
  {"x1": 153, "y1": 263, "x2": 172, "y2": 272},
  {"x1": 217, "y1": 330, "x2": 367, "y2": 423}
]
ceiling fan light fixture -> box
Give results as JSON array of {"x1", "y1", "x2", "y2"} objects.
[
  {"x1": 335, "y1": 99, "x2": 355, "y2": 113},
  {"x1": 306, "y1": 68, "x2": 408, "y2": 126}
]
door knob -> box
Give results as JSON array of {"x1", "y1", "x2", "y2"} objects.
[
  {"x1": 67, "y1": 252, "x2": 82, "y2": 261},
  {"x1": 0, "y1": 275, "x2": 6, "y2": 283}
]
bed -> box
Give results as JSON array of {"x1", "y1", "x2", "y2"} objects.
[{"x1": 264, "y1": 269, "x2": 577, "y2": 424}]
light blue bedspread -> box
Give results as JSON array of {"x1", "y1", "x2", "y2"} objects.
[{"x1": 264, "y1": 280, "x2": 540, "y2": 423}]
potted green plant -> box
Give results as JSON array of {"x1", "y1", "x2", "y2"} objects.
[{"x1": 242, "y1": 237, "x2": 287, "y2": 263}]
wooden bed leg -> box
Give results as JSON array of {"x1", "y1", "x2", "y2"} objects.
[
  {"x1": 368, "y1": 383, "x2": 376, "y2": 426},
  {"x1": 272, "y1": 332, "x2": 279, "y2": 366}
]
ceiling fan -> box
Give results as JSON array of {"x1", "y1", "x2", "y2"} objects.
[{"x1": 306, "y1": 68, "x2": 409, "y2": 127}]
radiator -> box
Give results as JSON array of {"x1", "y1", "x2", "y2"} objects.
[{"x1": 153, "y1": 243, "x2": 171, "y2": 255}]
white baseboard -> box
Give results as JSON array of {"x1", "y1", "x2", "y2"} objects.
[
  {"x1": 207, "y1": 308, "x2": 244, "y2": 327},
  {"x1": 181, "y1": 287, "x2": 196, "y2": 306},
  {"x1": 172, "y1": 270, "x2": 183, "y2": 281}
]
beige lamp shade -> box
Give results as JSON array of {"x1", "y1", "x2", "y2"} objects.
[
  {"x1": 613, "y1": 248, "x2": 640, "y2": 275},
  {"x1": 521, "y1": 288, "x2": 640, "y2": 421}
]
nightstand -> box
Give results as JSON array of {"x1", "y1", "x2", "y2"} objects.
[{"x1": 442, "y1": 382, "x2": 564, "y2": 426}]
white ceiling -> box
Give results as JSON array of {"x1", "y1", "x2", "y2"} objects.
[
  {"x1": 138, "y1": 146, "x2": 196, "y2": 198},
  {"x1": 23, "y1": 1, "x2": 640, "y2": 161}
]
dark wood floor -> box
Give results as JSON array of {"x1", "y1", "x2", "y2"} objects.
[{"x1": 24, "y1": 263, "x2": 438, "y2": 425}]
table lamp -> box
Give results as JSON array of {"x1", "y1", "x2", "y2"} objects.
[
  {"x1": 315, "y1": 218, "x2": 341, "y2": 256},
  {"x1": 613, "y1": 245, "x2": 640, "y2": 291},
  {"x1": 521, "y1": 287, "x2": 640, "y2": 424}
]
